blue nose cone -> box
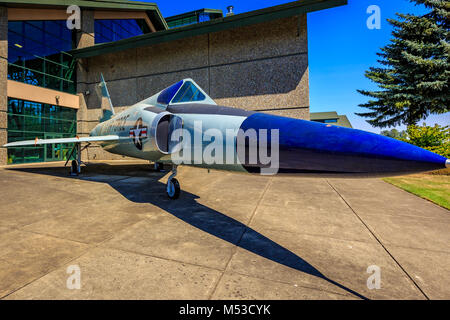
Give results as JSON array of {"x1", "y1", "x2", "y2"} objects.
[{"x1": 239, "y1": 113, "x2": 448, "y2": 177}]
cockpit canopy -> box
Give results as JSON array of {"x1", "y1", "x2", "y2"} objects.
[
  {"x1": 143, "y1": 78, "x2": 216, "y2": 107},
  {"x1": 171, "y1": 81, "x2": 206, "y2": 104}
]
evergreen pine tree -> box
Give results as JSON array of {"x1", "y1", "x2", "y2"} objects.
[{"x1": 357, "y1": 0, "x2": 449, "y2": 128}]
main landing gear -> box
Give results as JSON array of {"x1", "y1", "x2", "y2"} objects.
[
  {"x1": 154, "y1": 161, "x2": 164, "y2": 172},
  {"x1": 70, "y1": 159, "x2": 78, "y2": 176},
  {"x1": 166, "y1": 165, "x2": 180, "y2": 199},
  {"x1": 66, "y1": 142, "x2": 90, "y2": 176}
]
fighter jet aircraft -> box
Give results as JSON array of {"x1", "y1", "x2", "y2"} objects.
[{"x1": 4, "y1": 75, "x2": 449, "y2": 199}]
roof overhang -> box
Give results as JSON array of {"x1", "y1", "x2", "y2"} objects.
[
  {"x1": 165, "y1": 8, "x2": 224, "y2": 23},
  {"x1": 0, "y1": 0, "x2": 168, "y2": 30},
  {"x1": 310, "y1": 112, "x2": 340, "y2": 120},
  {"x1": 70, "y1": 0, "x2": 347, "y2": 59}
]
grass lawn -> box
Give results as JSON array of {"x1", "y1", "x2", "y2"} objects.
[{"x1": 384, "y1": 174, "x2": 450, "y2": 210}]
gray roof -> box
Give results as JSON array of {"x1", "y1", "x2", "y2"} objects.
[{"x1": 310, "y1": 111, "x2": 353, "y2": 128}]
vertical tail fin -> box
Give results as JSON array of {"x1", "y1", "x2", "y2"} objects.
[{"x1": 97, "y1": 73, "x2": 115, "y2": 122}]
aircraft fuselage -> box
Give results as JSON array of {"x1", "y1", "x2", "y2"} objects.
[{"x1": 90, "y1": 102, "x2": 448, "y2": 178}]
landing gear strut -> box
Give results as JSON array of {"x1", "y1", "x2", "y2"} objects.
[
  {"x1": 66, "y1": 142, "x2": 90, "y2": 176},
  {"x1": 166, "y1": 165, "x2": 180, "y2": 199}
]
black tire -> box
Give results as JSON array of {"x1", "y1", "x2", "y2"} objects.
[
  {"x1": 71, "y1": 160, "x2": 78, "y2": 175},
  {"x1": 155, "y1": 162, "x2": 164, "y2": 172},
  {"x1": 167, "y1": 178, "x2": 180, "y2": 199}
]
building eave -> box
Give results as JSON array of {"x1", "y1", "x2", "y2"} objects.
[
  {"x1": 0, "y1": 0, "x2": 168, "y2": 30},
  {"x1": 165, "y1": 8, "x2": 223, "y2": 22},
  {"x1": 0, "y1": 0, "x2": 157, "y2": 10},
  {"x1": 70, "y1": 0, "x2": 347, "y2": 59}
]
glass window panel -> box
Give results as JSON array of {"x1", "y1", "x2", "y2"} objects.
[
  {"x1": 8, "y1": 64, "x2": 24, "y2": 82},
  {"x1": 199, "y1": 13, "x2": 211, "y2": 23},
  {"x1": 7, "y1": 98, "x2": 77, "y2": 164},
  {"x1": 22, "y1": 146, "x2": 44, "y2": 163},
  {"x1": 95, "y1": 19, "x2": 148, "y2": 44},
  {"x1": 24, "y1": 69, "x2": 43, "y2": 86},
  {"x1": 8, "y1": 114, "x2": 22, "y2": 131},
  {"x1": 8, "y1": 21, "x2": 22, "y2": 34},
  {"x1": 62, "y1": 80, "x2": 75, "y2": 94},
  {"x1": 7, "y1": 20, "x2": 76, "y2": 93},
  {"x1": 8, "y1": 147, "x2": 24, "y2": 164},
  {"x1": 24, "y1": 56, "x2": 44, "y2": 74},
  {"x1": 8, "y1": 99, "x2": 21, "y2": 114},
  {"x1": 62, "y1": 120, "x2": 75, "y2": 133}
]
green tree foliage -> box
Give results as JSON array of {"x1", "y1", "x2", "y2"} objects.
[
  {"x1": 381, "y1": 128, "x2": 408, "y2": 139},
  {"x1": 357, "y1": 0, "x2": 449, "y2": 128},
  {"x1": 402, "y1": 123, "x2": 450, "y2": 157}
]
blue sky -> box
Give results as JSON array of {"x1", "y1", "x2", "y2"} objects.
[{"x1": 145, "y1": 0, "x2": 449, "y2": 133}]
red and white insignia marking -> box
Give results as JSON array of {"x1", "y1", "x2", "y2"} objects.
[
  {"x1": 129, "y1": 118, "x2": 148, "y2": 150},
  {"x1": 129, "y1": 127, "x2": 147, "y2": 139}
]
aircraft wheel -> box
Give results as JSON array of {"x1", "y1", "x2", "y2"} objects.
[
  {"x1": 70, "y1": 160, "x2": 78, "y2": 176},
  {"x1": 154, "y1": 162, "x2": 164, "y2": 172},
  {"x1": 167, "y1": 178, "x2": 180, "y2": 199}
]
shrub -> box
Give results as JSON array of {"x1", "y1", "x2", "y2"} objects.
[{"x1": 402, "y1": 123, "x2": 450, "y2": 158}]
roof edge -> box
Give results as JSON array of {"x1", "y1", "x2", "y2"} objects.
[
  {"x1": 0, "y1": 0, "x2": 168, "y2": 31},
  {"x1": 71, "y1": 0, "x2": 347, "y2": 58},
  {"x1": 0, "y1": 0, "x2": 158, "y2": 11},
  {"x1": 165, "y1": 8, "x2": 224, "y2": 22}
]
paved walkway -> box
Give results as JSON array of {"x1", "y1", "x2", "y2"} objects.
[{"x1": 0, "y1": 161, "x2": 448, "y2": 299}]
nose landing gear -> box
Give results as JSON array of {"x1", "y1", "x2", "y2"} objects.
[{"x1": 166, "y1": 165, "x2": 180, "y2": 199}]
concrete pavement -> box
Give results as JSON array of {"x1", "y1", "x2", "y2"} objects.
[{"x1": 0, "y1": 161, "x2": 448, "y2": 299}]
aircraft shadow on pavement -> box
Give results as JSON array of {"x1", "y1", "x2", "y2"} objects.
[{"x1": 8, "y1": 163, "x2": 368, "y2": 300}]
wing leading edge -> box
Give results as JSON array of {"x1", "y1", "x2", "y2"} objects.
[{"x1": 3, "y1": 135, "x2": 119, "y2": 147}]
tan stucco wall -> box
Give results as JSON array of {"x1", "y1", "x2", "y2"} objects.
[
  {"x1": 77, "y1": 15, "x2": 310, "y2": 160},
  {"x1": 7, "y1": 80, "x2": 79, "y2": 108}
]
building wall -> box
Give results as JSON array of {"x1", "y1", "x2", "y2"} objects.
[
  {"x1": 0, "y1": 6, "x2": 7, "y2": 165},
  {"x1": 77, "y1": 15, "x2": 310, "y2": 161}
]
